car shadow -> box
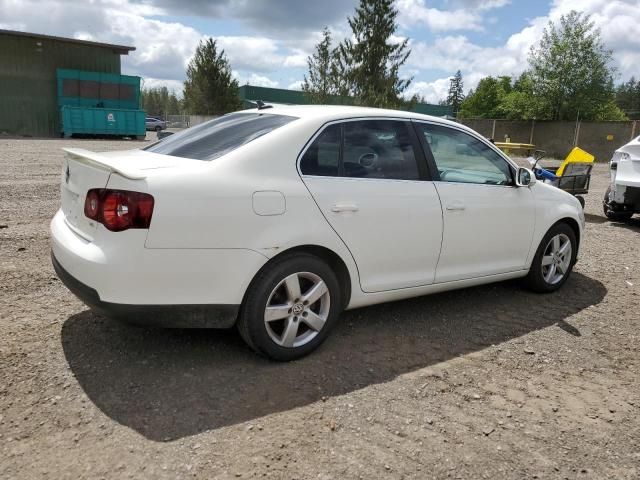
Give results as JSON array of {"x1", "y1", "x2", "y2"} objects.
[
  {"x1": 61, "y1": 272, "x2": 606, "y2": 442},
  {"x1": 584, "y1": 213, "x2": 608, "y2": 224},
  {"x1": 609, "y1": 216, "x2": 640, "y2": 232}
]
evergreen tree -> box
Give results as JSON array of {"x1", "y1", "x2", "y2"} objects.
[
  {"x1": 183, "y1": 38, "x2": 241, "y2": 115},
  {"x1": 302, "y1": 27, "x2": 337, "y2": 104},
  {"x1": 338, "y1": 0, "x2": 412, "y2": 108},
  {"x1": 446, "y1": 70, "x2": 465, "y2": 116}
]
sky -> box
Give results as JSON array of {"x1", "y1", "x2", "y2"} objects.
[{"x1": 1, "y1": 0, "x2": 639, "y2": 103}]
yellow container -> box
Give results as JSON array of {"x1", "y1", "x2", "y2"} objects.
[{"x1": 556, "y1": 147, "x2": 595, "y2": 176}]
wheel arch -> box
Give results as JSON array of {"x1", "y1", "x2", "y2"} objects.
[
  {"x1": 243, "y1": 244, "x2": 353, "y2": 310},
  {"x1": 555, "y1": 217, "x2": 581, "y2": 249}
]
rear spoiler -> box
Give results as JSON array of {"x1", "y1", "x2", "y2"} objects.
[{"x1": 63, "y1": 148, "x2": 147, "y2": 180}]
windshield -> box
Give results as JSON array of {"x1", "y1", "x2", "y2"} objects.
[{"x1": 144, "y1": 112, "x2": 297, "y2": 161}]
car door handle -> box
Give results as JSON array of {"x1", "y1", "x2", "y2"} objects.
[
  {"x1": 446, "y1": 202, "x2": 466, "y2": 211},
  {"x1": 331, "y1": 204, "x2": 359, "y2": 213}
]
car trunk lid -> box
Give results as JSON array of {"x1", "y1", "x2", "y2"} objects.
[{"x1": 59, "y1": 148, "x2": 185, "y2": 241}]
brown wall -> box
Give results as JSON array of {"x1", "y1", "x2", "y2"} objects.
[{"x1": 458, "y1": 119, "x2": 639, "y2": 161}]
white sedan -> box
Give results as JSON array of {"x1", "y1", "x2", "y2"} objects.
[{"x1": 51, "y1": 106, "x2": 584, "y2": 360}]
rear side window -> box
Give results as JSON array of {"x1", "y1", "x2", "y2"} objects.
[
  {"x1": 300, "y1": 119, "x2": 420, "y2": 180},
  {"x1": 299, "y1": 124, "x2": 340, "y2": 176},
  {"x1": 343, "y1": 120, "x2": 419, "y2": 180},
  {"x1": 144, "y1": 112, "x2": 297, "y2": 161}
]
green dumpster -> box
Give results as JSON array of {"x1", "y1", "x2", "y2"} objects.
[
  {"x1": 56, "y1": 68, "x2": 145, "y2": 138},
  {"x1": 60, "y1": 106, "x2": 146, "y2": 138}
]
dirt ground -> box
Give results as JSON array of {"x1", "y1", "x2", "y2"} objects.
[{"x1": 1, "y1": 136, "x2": 639, "y2": 480}]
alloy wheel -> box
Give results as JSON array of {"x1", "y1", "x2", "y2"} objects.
[
  {"x1": 263, "y1": 271, "x2": 331, "y2": 348},
  {"x1": 541, "y1": 233, "x2": 572, "y2": 285}
]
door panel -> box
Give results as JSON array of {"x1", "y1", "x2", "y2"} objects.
[
  {"x1": 434, "y1": 183, "x2": 534, "y2": 282},
  {"x1": 413, "y1": 121, "x2": 536, "y2": 283},
  {"x1": 300, "y1": 119, "x2": 443, "y2": 293},
  {"x1": 303, "y1": 177, "x2": 443, "y2": 292}
]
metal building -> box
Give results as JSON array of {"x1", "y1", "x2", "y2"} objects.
[{"x1": 0, "y1": 30, "x2": 135, "y2": 137}]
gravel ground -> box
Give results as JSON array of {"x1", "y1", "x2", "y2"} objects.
[{"x1": 1, "y1": 136, "x2": 639, "y2": 479}]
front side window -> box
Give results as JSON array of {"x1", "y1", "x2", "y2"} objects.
[
  {"x1": 144, "y1": 112, "x2": 297, "y2": 161},
  {"x1": 300, "y1": 119, "x2": 420, "y2": 180},
  {"x1": 416, "y1": 123, "x2": 513, "y2": 185}
]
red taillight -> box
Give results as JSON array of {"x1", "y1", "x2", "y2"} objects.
[
  {"x1": 84, "y1": 189, "x2": 154, "y2": 232},
  {"x1": 84, "y1": 189, "x2": 100, "y2": 219}
]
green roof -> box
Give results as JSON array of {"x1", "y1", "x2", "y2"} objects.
[{"x1": 238, "y1": 85, "x2": 452, "y2": 117}]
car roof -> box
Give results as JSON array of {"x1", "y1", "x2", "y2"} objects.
[{"x1": 242, "y1": 104, "x2": 464, "y2": 130}]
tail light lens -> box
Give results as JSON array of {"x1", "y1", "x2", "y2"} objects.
[{"x1": 84, "y1": 189, "x2": 154, "y2": 232}]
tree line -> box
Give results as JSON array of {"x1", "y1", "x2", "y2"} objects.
[
  {"x1": 140, "y1": 86, "x2": 182, "y2": 117},
  {"x1": 149, "y1": 2, "x2": 638, "y2": 121},
  {"x1": 456, "y1": 11, "x2": 634, "y2": 121}
]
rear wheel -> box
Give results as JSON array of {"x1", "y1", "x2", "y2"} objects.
[
  {"x1": 155, "y1": 125, "x2": 162, "y2": 132},
  {"x1": 525, "y1": 223, "x2": 577, "y2": 293},
  {"x1": 237, "y1": 253, "x2": 342, "y2": 361}
]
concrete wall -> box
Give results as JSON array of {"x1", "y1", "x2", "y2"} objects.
[{"x1": 459, "y1": 119, "x2": 639, "y2": 161}]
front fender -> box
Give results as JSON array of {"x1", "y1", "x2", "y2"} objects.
[{"x1": 526, "y1": 182, "x2": 584, "y2": 268}]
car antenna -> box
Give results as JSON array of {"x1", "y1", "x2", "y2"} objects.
[{"x1": 256, "y1": 100, "x2": 273, "y2": 110}]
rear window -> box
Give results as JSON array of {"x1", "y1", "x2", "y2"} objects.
[{"x1": 144, "y1": 112, "x2": 297, "y2": 161}]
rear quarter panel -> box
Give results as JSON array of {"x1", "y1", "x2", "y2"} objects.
[{"x1": 137, "y1": 118, "x2": 362, "y2": 301}]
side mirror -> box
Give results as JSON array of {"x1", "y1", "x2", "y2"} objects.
[
  {"x1": 610, "y1": 161, "x2": 618, "y2": 170},
  {"x1": 516, "y1": 167, "x2": 536, "y2": 187}
]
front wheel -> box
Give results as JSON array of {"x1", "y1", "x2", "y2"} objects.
[
  {"x1": 237, "y1": 253, "x2": 342, "y2": 361},
  {"x1": 525, "y1": 223, "x2": 577, "y2": 293}
]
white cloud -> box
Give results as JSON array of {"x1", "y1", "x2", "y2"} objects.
[
  {"x1": 233, "y1": 72, "x2": 279, "y2": 88},
  {"x1": 397, "y1": 0, "x2": 485, "y2": 32},
  {"x1": 283, "y1": 50, "x2": 308, "y2": 68},
  {"x1": 449, "y1": 0, "x2": 511, "y2": 11},
  {"x1": 405, "y1": 77, "x2": 452, "y2": 103},
  {"x1": 288, "y1": 80, "x2": 304, "y2": 90},
  {"x1": 216, "y1": 36, "x2": 284, "y2": 72},
  {"x1": 141, "y1": 77, "x2": 184, "y2": 95}
]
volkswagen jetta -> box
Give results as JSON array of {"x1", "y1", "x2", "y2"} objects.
[{"x1": 51, "y1": 106, "x2": 584, "y2": 360}]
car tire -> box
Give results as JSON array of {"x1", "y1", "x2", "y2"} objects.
[
  {"x1": 237, "y1": 253, "x2": 342, "y2": 361},
  {"x1": 525, "y1": 222, "x2": 577, "y2": 293},
  {"x1": 603, "y1": 187, "x2": 633, "y2": 221},
  {"x1": 155, "y1": 126, "x2": 162, "y2": 132}
]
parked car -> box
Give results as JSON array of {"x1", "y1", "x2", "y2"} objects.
[
  {"x1": 51, "y1": 106, "x2": 585, "y2": 360},
  {"x1": 145, "y1": 117, "x2": 166, "y2": 131},
  {"x1": 603, "y1": 135, "x2": 640, "y2": 221}
]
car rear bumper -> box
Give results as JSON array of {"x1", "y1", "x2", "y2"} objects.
[
  {"x1": 50, "y1": 209, "x2": 268, "y2": 327},
  {"x1": 52, "y1": 253, "x2": 239, "y2": 328}
]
